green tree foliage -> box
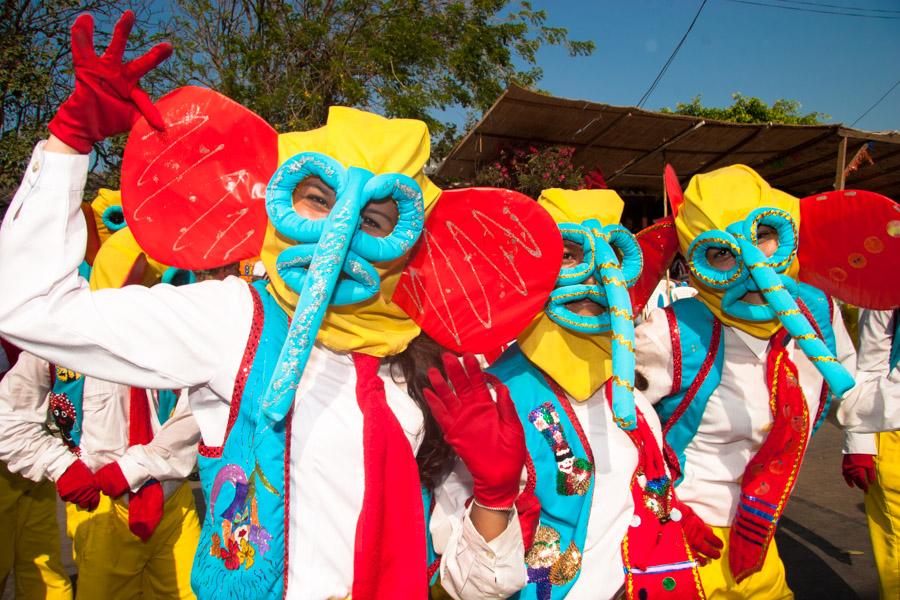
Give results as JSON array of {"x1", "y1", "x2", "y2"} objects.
[
  {"x1": 1, "y1": 1, "x2": 592, "y2": 213},
  {"x1": 166, "y1": 0, "x2": 594, "y2": 156},
  {"x1": 0, "y1": 1, "x2": 165, "y2": 211},
  {"x1": 660, "y1": 93, "x2": 827, "y2": 125}
]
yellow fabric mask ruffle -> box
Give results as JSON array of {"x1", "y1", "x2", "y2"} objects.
[
  {"x1": 90, "y1": 188, "x2": 123, "y2": 244},
  {"x1": 260, "y1": 106, "x2": 442, "y2": 357},
  {"x1": 89, "y1": 227, "x2": 167, "y2": 291},
  {"x1": 675, "y1": 164, "x2": 801, "y2": 339},
  {"x1": 516, "y1": 188, "x2": 624, "y2": 401}
]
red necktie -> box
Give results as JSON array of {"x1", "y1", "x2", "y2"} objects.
[
  {"x1": 351, "y1": 353, "x2": 427, "y2": 599},
  {"x1": 127, "y1": 387, "x2": 164, "y2": 542}
]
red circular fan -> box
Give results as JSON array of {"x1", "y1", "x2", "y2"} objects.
[
  {"x1": 393, "y1": 187, "x2": 563, "y2": 353},
  {"x1": 799, "y1": 189, "x2": 900, "y2": 309},
  {"x1": 121, "y1": 86, "x2": 277, "y2": 269}
]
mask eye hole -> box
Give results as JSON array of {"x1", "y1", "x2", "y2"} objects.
[
  {"x1": 360, "y1": 196, "x2": 400, "y2": 239},
  {"x1": 688, "y1": 231, "x2": 745, "y2": 289},
  {"x1": 705, "y1": 246, "x2": 737, "y2": 271},
  {"x1": 747, "y1": 208, "x2": 797, "y2": 271},
  {"x1": 562, "y1": 239, "x2": 586, "y2": 269},
  {"x1": 291, "y1": 176, "x2": 337, "y2": 220}
]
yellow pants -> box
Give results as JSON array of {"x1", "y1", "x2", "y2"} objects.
[
  {"x1": 67, "y1": 481, "x2": 200, "y2": 600},
  {"x1": 0, "y1": 463, "x2": 73, "y2": 599},
  {"x1": 865, "y1": 430, "x2": 900, "y2": 600},
  {"x1": 697, "y1": 525, "x2": 793, "y2": 599}
]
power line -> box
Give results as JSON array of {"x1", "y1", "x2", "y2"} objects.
[
  {"x1": 636, "y1": 0, "x2": 708, "y2": 108},
  {"x1": 851, "y1": 79, "x2": 900, "y2": 127},
  {"x1": 724, "y1": 0, "x2": 900, "y2": 19},
  {"x1": 775, "y1": 0, "x2": 900, "y2": 14}
]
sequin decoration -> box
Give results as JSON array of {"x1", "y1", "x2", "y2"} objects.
[
  {"x1": 529, "y1": 402, "x2": 593, "y2": 496},
  {"x1": 641, "y1": 474, "x2": 673, "y2": 521},
  {"x1": 48, "y1": 392, "x2": 80, "y2": 456},
  {"x1": 525, "y1": 526, "x2": 583, "y2": 600}
]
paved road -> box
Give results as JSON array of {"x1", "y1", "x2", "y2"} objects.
[{"x1": 2, "y1": 412, "x2": 882, "y2": 599}]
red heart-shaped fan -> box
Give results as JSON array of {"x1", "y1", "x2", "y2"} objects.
[
  {"x1": 393, "y1": 187, "x2": 563, "y2": 353},
  {"x1": 798, "y1": 189, "x2": 900, "y2": 309},
  {"x1": 121, "y1": 86, "x2": 277, "y2": 269}
]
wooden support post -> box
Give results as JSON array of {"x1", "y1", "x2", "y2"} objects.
[{"x1": 834, "y1": 136, "x2": 848, "y2": 191}]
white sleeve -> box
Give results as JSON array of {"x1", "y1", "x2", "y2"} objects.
[
  {"x1": 0, "y1": 142, "x2": 252, "y2": 396},
  {"x1": 634, "y1": 308, "x2": 676, "y2": 405},
  {"x1": 0, "y1": 352, "x2": 77, "y2": 482},
  {"x1": 432, "y1": 461, "x2": 527, "y2": 599},
  {"x1": 117, "y1": 389, "x2": 200, "y2": 490},
  {"x1": 838, "y1": 310, "x2": 900, "y2": 433}
]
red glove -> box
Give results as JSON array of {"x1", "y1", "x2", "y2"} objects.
[
  {"x1": 56, "y1": 460, "x2": 100, "y2": 510},
  {"x1": 48, "y1": 11, "x2": 172, "y2": 153},
  {"x1": 95, "y1": 462, "x2": 130, "y2": 498},
  {"x1": 842, "y1": 454, "x2": 876, "y2": 493},
  {"x1": 425, "y1": 353, "x2": 525, "y2": 510},
  {"x1": 677, "y1": 502, "x2": 723, "y2": 563},
  {"x1": 129, "y1": 482, "x2": 164, "y2": 542}
]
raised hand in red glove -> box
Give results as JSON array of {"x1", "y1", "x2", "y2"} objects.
[
  {"x1": 676, "y1": 501, "x2": 723, "y2": 564},
  {"x1": 94, "y1": 461, "x2": 130, "y2": 498},
  {"x1": 56, "y1": 460, "x2": 100, "y2": 510},
  {"x1": 425, "y1": 353, "x2": 525, "y2": 510},
  {"x1": 842, "y1": 454, "x2": 876, "y2": 493},
  {"x1": 48, "y1": 10, "x2": 172, "y2": 153}
]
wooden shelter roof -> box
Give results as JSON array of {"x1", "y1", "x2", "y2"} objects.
[{"x1": 435, "y1": 84, "x2": 900, "y2": 199}]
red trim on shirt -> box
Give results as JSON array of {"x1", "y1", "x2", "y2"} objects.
[
  {"x1": 662, "y1": 319, "x2": 722, "y2": 439},
  {"x1": 198, "y1": 284, "x2": 265, "y2": 458},
  {"x1": 664, "y1": 306, "x2": 683, "y2": 396}
]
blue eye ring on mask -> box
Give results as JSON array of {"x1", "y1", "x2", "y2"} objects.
[
  {"x1": 101, "y1": 205, "x2": 127, "y2": 233},
  {"x1": 349, "y1": 173, "x2": 425, "y2": 263},
  {"x1": 557, "y1": 226, "x2": 596, "y2": 285},
  {"x1": 601, "y1": 224, "x2": 642, "y2": 288},
  {"x1": 742, "y1": 207, "x2": 797, "y2": 273},
  {"x1": 266, "y1": 152, "x2": 347, "y2": 243},
  {"x1": 687, "y1": 232, "x2": 747, "y2": 290},
  {"x1": 275, "y1": 244, "x2": 380, "y2": 305}
]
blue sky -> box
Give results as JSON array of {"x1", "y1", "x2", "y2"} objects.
[{"x1": 506, "y1": 0, "x2": 899, "y2": 132}]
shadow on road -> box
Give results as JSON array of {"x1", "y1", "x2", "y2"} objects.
[{"x1": 778, "y1": 524, "x2": 869, "y2": 600}]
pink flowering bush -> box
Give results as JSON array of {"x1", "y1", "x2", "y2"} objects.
[{"x1": 474, "y1": 145, "x2": 589, "y2": 199}]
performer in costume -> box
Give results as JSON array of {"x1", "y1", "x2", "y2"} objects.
[
  {"x1": 426, "y1": 188, "x2": 710, "y2": 599},
  {"x1": 0, "y1": 193, "x2": 202, "y2": 599},
  {"x1": 0, "y1": 341, "x2": 73, "y2": 600},
  {"x1": 0, "y1": 11, "x2": 534, "y2": 599},
  {"x1": 838, "y1": 309, "x2": 900, "y2": 598},
  {"x1": 636, "y1": 164, "x2": 894, "y2": 598}
]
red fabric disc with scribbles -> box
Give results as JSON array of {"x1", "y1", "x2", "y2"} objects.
[
  {"x1": 121, "y1": 86, "x2": 277, "y2": 270},
  {"x1": 394, "y1": 187, "x2": 563, "y2": 353},
  {"x1": 798, "y1": 189, "x2": 900, "y2": 310}
]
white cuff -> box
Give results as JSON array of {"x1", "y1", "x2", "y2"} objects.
[
  {"x1": 26, "y1": 141, "x2": 90, "y2": 194},
  {"x1": 117, "y1": 452, "x2": 150, "y2": 493},
  {"x1": 46, "y1": 452, "x2": 78, "y2": 482},
  {"x1": 843, "y1": 431, "x2": 878, "y2": 455}
]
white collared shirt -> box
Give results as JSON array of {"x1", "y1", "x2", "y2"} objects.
[{"x1": 635, "y1": 304, "x2": 867, "y2": 526}]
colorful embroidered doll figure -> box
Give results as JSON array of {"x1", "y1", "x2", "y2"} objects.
[
  {"x1": 524, "y1": 525, "x2": 583, "y2": 600},
  {"x1": 529, "y1": 402, "x2": 593, "y2": 496},
  {"x1": 48, "y1": 392, "x2": 79, "y2": 454}
]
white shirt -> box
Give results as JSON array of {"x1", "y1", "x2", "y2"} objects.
[
  {"x1": 635, "y1": 304, "x2": 870, "y2": 527},
  {"x1": 837, "y1": 309, "x2": 900, "y2": 434},
  {"x1": 434, "y1": 378, "x2": 664, "y2": 600},
  {"x1": 0, "y1": 350, "x2": 199, "y2": 499},
  {"x1": 0, "y1": 142, "x2": 522, "y2": 599}
]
